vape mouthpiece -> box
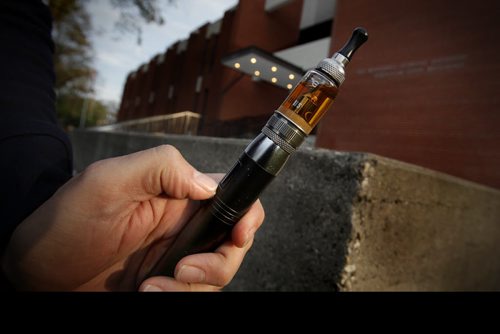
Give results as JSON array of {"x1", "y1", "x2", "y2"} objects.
[
  {"x1": 316, "y1": 27, "x2": 369, "y2": 86},
  {"x1": 338, "y1": 27, "x2": 369, "y2": 61}
]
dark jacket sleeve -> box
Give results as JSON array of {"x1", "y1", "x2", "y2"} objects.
[{"x1": 0, "y1": 0, "x2": 73, "y2": 288}]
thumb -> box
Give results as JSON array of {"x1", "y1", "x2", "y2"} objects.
[
  {"x1": 85, "y1": 145, "x2": 218, "y2": 201},
  {"x1": 137, "y1": 145, "x2": 218, "y2": 199}
]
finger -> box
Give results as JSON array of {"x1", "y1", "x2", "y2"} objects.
[
  {"x1": 170, "y1": 198, "x2": 264, "y2": 287},
  {"x1": 206, "y1": 173, "x2": 224, "y2": 183},
  {"x1": 81, "y1": 145, "x2": 218, "y2": 201},
  {"x1": 231, "y1": 200, "x2": 265, "y2": 248},
  {"x1": 139, "y1": 276, "x2": 220, "y2": 292},
  {"x1": 173, "y1": 238, "x2": 254, "y2": 287}
]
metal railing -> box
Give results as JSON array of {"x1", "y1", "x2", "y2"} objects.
[{"x1": 94, "y1": 111, "x2": 201, "y2": 135}]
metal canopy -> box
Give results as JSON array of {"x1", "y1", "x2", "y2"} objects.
[{"x1": 221, "y1": 46, "x2": 304, "y2": 90}]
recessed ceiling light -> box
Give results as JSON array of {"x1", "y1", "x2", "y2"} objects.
[
  {"x1": 234, "y1": 63, "x2": 240, "y2": 69},
  {"x1": 250, "y1": 57, "x2": 257, "y2": 64},
  {"x1": 271, "y1": 77, "x2": 277, "y2": 83},
  {"x1": 254, "y1": 70, "x2": 261, "y2": 76},
  {"x1": 287, "y1": 83, "x2": 293, "y2": 89},
  {"x1": 289, "y1": 74, "x2": 295, "y2": 80},
  {"x1": 271, "y1": 66, "x2": 277, "y2": 72}
]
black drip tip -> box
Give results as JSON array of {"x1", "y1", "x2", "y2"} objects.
[{"x1": 338, "y1": 27, "x2": 368, "y2": 61}]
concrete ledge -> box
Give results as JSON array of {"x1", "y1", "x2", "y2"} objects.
[
  {"x1": 70, "y1": 130, "x2": 500, "y2": 290},
  {"x1": 346, "y1": 158, "x2": 500, "y2": 290}
]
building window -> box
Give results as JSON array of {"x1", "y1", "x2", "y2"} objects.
[
  {"x1": 206, "y1": 19, "x2": 222, "y2": 39},
  {"x1": 177, "y1": 40, "x2": 188, "y2": 54},
  {"x1": 195, "y1": 76, "x2": 203, "y2": 93},
  {"x1": 265, "y1": 0, "x2": 293, "y2": 12},
  {"x1": 168, "y1": 85, "x2": 174, "y2": 99},
  {"x1": 208, "y1": 35, "x2": 219, "y2": 71},
  {"x1": 298, "y1": 19, "x2": 333, "y2": 45}
]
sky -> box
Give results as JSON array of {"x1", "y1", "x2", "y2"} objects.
[{"x1": 86, "y1": 0, "x2": 238, "y2": 105}]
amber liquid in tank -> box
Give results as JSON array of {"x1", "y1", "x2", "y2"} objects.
[{"x1": 277, "y1": 75, "x2": 338, "y2": 134}]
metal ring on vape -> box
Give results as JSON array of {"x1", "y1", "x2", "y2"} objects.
[
  {"x1": 210, "y1": 195, "x2": 244, "y2": 226},
  {"x1": 262, "y1": 113, "x2": 306, "y2": 154},
  {"x1": 317, "y1": 59, "x2": 345, "y2": 85},
  {"x1": 266, "y1": 113, "x2": 305, "y2": 148},
  {"x1": 261, "y1": 126, "x2": 295, "y2": 154}
]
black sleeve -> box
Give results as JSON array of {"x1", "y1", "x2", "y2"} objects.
[{"x1": 0, "y1": 0, "x2": 73, "y2": 281}]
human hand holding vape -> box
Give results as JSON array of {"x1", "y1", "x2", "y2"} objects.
[{"x1": 147, "y1": 27, "x2": 369, "y2": 280}]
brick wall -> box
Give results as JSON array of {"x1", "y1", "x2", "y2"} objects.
[{"x1": 316, "y1": 0, "x2": 500, "y2": 188}]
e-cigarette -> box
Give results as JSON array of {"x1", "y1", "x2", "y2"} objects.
[{"x1": 148, "y1": 27, "x2": 368, "y2": 278}]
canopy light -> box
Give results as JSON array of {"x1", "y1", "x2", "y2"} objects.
[{"x1": 222, "y1": 46, "x2": 304, "y2": 90}]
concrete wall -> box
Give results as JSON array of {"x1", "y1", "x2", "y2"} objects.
[{"x1": 70, "y1": 130, "x2": 500, "y2": 291}]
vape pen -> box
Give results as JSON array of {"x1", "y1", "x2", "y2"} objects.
[{"x1": 148, "y1": 27, "x2": 368, "y2": 278}]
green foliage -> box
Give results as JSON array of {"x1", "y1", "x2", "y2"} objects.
[
  {"x1": 49, "y1": 0, "x2": 97, "y2": 128},
  {"x1": 50, "y1": 0, "x2": 95, "y2": 96},
  {"x1": 48, "y1": 0, "x2": 168, "y2": 128},
  {"x1": 56, "y1": 94, "x2": 109, "y2": 129}
]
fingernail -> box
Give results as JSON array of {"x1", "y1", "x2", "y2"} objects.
[
  {"x1": 243, "y1": 227, "x2": 256, "y2": 247},
  {"x1": 194, "y1": 172, "x2": 218, "y2": 193},
  {"x1": 176, "y1": 265, "x2": 205, "y2": 283},
  {"x1": 142, "y1": 284, "x2": 163, "y2": 292}
]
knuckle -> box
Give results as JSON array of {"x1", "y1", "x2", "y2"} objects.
[
  {"x1": 217, "y1": 266, "x2": 234, "y2": 287},
  {"x1": 245, "y1": 238, "x2": 255, "y2": 250},
  {"x1": 212, "y1": 254, "x2": 234, "y2": 287},
  {"x1": 156, "y1": 144, "x2": 181, "y2": 159},
  {"x1": 79, "y1": 159, "x2": 107, "y2": 184},
  {"x1": 259, "y1": 205, "x2": 266, "y2": 222},
  {"x1": 84, "y1": 159, "x2": 105, "y2": 174},
  {"x1": 251, "y1": 200, "x2": 266, "y2": 226},
  {"x1": 254, "y1": 199, "x2": 265, "y2": 215}
]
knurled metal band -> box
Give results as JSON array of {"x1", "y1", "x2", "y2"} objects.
[
  {"x1": 317, "y1": 59, "x2": 345, "y2": 85},
  {"x1": 266, "y1": 113, "x2": 305, "y2": 147},
  {"x1": 262, "y1": 113, "x2": 306, "y2": 154},
  {"x1": 262, "y1": 126, "x2": 295, "y2": 154}
]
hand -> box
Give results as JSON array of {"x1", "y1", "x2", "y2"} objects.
[{"x1": 1, "y1": 145, "x2": 265, "y2": 291}]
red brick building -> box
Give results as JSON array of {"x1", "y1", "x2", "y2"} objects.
[
  {"x1": 118, "y1": 0, "x2": 311, "y2": 137},
  {"x1": 117, "y1": 0, "x2": 500, "y2": 189}
]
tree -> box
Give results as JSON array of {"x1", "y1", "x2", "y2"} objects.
[
  {"x1": 111, "y1": 0, "x2": 168, "y2": 44},
  {"x1": 47, "y1": 0, "x2": 168, "y2": 129},
  {"x1": 50, "y1": 0, "x2": 95, "y2": 97},
  {"x1": 49, "y1": 0, "x2": 95, "y2": 128},
  {"x1": 55, "y1": 95, "x2": 107, "y2": 129}
]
